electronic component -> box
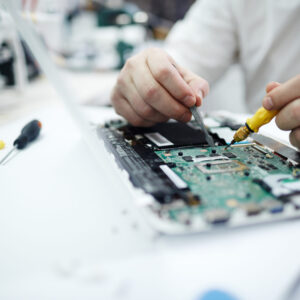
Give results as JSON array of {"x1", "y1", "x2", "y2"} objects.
[
  {"x1": 194, "y1": 156, "x2": 229, "y2": 163},
  {"x1": 261, "y1": 174, "x2": 300, "y2": 198},
  {"x1": 226, "y1": 199, "x2": 238, "y2": 207},
  {"x1": 160, "y1": 165, "x2": 188, "y2": 190},
  {"x1": 242, "y1": 202, "x2": 262, "y2": 216},
  {"x1": 253, "y1": 145, "x2": 269, "y2": 155},
  {"x1": 145, "y1": 132, "x2": 173, "y2": 147},
  {"x1": 185, "y1": 192, "x2": 202, "y2": 206},
  {"x1": 262, "y1": 199, "x2": 284, "y2": 214},
  {"x1": 222, "y1": 152, "x2": 236, "y2": 159},
  {"x1": 196, "y1": 160, "x2": 248, "y2": 174},
  {"x1": 266, "y1": 163, "x2": 278, "y2": 170},
  {"x1": 129, "y1": 121, "x2": 222, "y2": 149},
  {"x1": 167, "y1": 162, "x2": 176, "y2": 168},
  {"x1": 210, "y1": 153, "x2": 220, "y2": 157},
  {"x1": 253, "y1": 178, "x2": 271, "y2": 192},
  {"x1": 98, "y1": 119, "x2": 300, "y2": 234},
  {"x1": 182, "y1": 156, "x2": 193, "y2": 162},
  {"x1": 205, "y1": 209, "x2": 230, "y2": 224},
  {"x1": 252, "y1": 133, "x2": 300, "y2": 164}
]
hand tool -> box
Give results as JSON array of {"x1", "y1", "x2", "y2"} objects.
[
  {"x1": 190, "y1": 106, "x2": 214, "y2": 147},
  {"x1": 225, "y1": 107, "x2": 278, "y2": 149},
  {"x1": 0, "y1": 119, "x2": 42, "y2": 165}
]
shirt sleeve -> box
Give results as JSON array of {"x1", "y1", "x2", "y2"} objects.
[{"x1": 165, "y1": 0, "x2": 239, "y2": 85}]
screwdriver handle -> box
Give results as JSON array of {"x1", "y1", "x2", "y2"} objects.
[
  {"x1": 246, "y1": 107, "x2": 278, "y2": 133},
  {"x1": 13, "y1": 120, "x2": 42, "y2": 150}
]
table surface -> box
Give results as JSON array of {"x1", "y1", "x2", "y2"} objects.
[{"x1": 1, "y1": 74, "x2": 300, "y2": 300}]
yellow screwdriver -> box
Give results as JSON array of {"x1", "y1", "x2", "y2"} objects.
[{"x1": 225, "y1": 107, "x2": 278, "y2": 149}]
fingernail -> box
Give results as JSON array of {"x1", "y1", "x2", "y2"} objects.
[
  {"x1": 198, "y1": 90, "x2": 204, "y2": 100},
  {"x1": 180, "y1": 111, "x2": 192, "y2": 123},
  {"x1": 196, "y1": 90, "x2": 204, "y2": 107},
  {"x1": 263, "y1": 96, "x2": 274, "y2": 110},
  {"x1": 183, "y1": 95, "x2": 196, "y2": 107}
]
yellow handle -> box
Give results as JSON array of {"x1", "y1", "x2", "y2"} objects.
[
  {"x1": 0, "y1": 140, "x2": 5, "y2": 150},
  {"x1": 246, "y1": 107, "x2": 278, "y2": 133}
]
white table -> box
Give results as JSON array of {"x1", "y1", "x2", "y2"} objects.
[{"x1": 1, "y1": 77, "x2": 300, "y2": 300}]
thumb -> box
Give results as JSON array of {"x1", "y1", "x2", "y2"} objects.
[{"x1": 177, "y1": 65, "x2": 210, "y2": 106}]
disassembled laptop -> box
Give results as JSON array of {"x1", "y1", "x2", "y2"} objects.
[{"x1": 98, "y1": 117, "x2": 300, "y2": 234}]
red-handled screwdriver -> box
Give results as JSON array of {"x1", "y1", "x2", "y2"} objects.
[{"x1": 0, "y1": 120, "x2": 42, "y2": 165}]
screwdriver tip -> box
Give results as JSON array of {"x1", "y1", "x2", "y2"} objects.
[{"x1": 225, "y1": 140, "x2": 235, "y2": 150}]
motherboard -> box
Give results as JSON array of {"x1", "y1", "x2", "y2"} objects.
[{"x1": 98, "y1": 118, "x2": 300, "y2": 233}]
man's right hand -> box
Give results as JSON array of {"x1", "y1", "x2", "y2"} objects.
[{"x1": 111, "y1": 48, "x2": 209, "y2": 127}]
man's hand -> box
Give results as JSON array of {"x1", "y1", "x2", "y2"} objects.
[
  {"x1": 111, "y1": 48, "x2": 209, "y2": 127},
  {"x1": 263, "y1": 75, "x2": 300, "y2": 149}
]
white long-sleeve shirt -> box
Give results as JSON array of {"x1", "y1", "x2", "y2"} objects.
[{"x1": 165, "y1": 0, "x2": 300, "y2": 112}]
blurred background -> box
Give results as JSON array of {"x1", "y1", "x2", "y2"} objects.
[
  {"x1": 0, "y1": 0, "x2": 244, "y2": 124},
  {"x1": 130, "y1": 0, "x2": 195, "y2": 22}
]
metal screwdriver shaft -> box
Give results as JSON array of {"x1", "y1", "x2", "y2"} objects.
[
  {"x1": 0, "y1": 147, "x2": 17, "y2": 165},
  {"x1": 190, "y1": 106, "x2": 214, "y2": 147}
]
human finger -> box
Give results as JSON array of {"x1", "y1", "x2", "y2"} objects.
[
  {"x1": 131, "y1": 60, "x2": 192, "y2": 122},
  {"x1": 289, "y1": 127, "x2": 300, "y2": 149},
  {"x1": 176, "y1": 64, "x2": 210, "y2": 107},
  {"x1": 275, "y1": 98, "x2": 300, "y2": 131},
  {"x1": 265, "y1": 81, "x2": 281, "y2": 93},
  {"x1": 111, "y1": 89, "x2": 156, "y2": 127},
  {"x1": 116, "y1": 71, "x2": 169, "y2": 123},
  {"x1": 263, "y1": 75, "x2": 300, "y2": 111},
  {"x1": 146, "y1": 49, "x2": 196, "y2": 107}
]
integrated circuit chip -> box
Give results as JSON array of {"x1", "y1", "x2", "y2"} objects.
[
  {"x1": 222, "y1": 152, "x2": 237, "y2": 159},
  {"x1": 182, "y1": 156, "x2": 193, "y2": 162},
  {"x1": 196, "y1": 160, "x2": 248, "y2": 174}
]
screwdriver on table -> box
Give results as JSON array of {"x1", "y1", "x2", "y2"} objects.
[
  {"x1": 225, "y1": 107, "x2": 278, "y2": 149},
  {"x1": 0, "y1": 120, "x2": 42, "y2": 165}
]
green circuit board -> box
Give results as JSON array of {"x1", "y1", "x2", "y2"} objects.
[
  {"x1": 155, "y1": 144, "x2": 297, "y2": 222},
  {"x1": 101, "y1": 119, "x2": 300, "y2": 228}
]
